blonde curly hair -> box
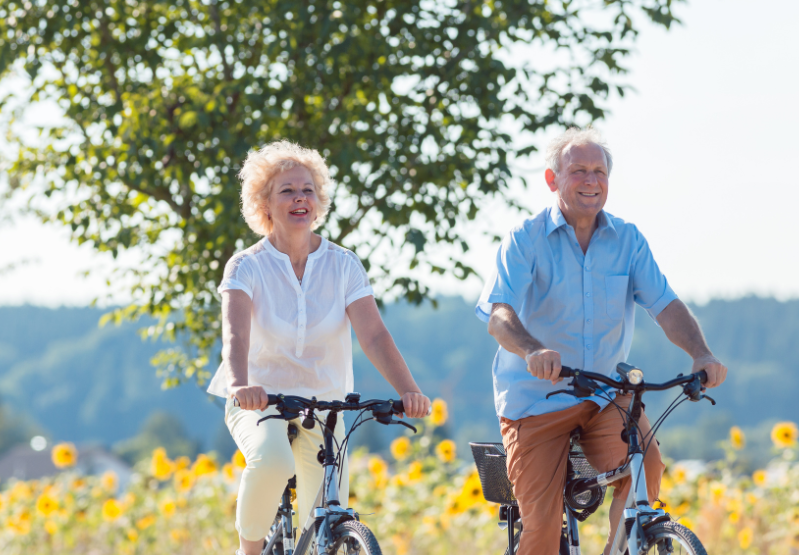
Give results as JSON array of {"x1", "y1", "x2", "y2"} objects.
[{"x1": 238, "y1": 140, "x2": 333, "y2": 236}]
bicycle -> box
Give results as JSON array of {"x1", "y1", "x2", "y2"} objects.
[
  {"x1": 470, "y1": 363, "x2": 716, "y2": 555},
  {"x1": 235, "y1": 392, "x2": 418, "y2": 555}
]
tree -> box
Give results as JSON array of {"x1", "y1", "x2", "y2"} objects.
[{"x1": 0, "y1": 0, "x2": 682, "y2": 386}]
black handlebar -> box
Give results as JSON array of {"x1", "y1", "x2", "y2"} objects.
[
  {"x1": 558, "y1": 365, "x2": 707, "y2": 389},
  {"x1": 234, "y1": 394, "x2": 405, "y2": 414},
  {"x1": 552, "y1": 365, "x2": 712, "y2": 404}
]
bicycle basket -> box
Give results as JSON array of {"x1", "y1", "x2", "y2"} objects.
[
  {"x1": 566, "y1": 443, "x2": 607, "y2": 521},
  {"x1": 469, "y1": 442, "x2": 517, "y2": 506}
]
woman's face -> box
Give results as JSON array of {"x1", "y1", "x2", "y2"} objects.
[{"x1": 266, "y1": 165, "x2": 319, "y2": 235}]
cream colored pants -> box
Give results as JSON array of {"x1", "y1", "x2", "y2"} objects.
[{"x1": 225, "y1": 398, "x2": 349, "y2": 541}]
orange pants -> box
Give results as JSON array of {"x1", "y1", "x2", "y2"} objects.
[{"x1": 500, "y1": 395, "x2": 664, "y2": 555}]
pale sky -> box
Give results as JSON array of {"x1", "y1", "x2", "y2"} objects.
[{"x1": 1, "y1": 0, "x2": 798, "y2": 307}]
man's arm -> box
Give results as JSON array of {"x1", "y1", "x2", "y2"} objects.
[
  {"x1": 488, "y1": 303, "x2": 563, "y2": 384},
  {"x1": 656, "y1": 299, "x2": 728, "y2": 388}
]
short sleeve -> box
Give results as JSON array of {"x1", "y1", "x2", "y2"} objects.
[
  {"x1": 344, "y1": 252, "x2": 374, "y2": 306},
  {"x1": 475, "y1": 225, "x2": 535, "y2": 323},
  {"x1": 630, "y1": 227, "x2": 678, "y2": 321},
  {"x1": 218, "y1": 254, "x2": 255, "y2": 299}
]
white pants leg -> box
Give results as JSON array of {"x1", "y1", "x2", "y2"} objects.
[{"x1": 225, "y1": 398, "x2": 349, "y2": 541}]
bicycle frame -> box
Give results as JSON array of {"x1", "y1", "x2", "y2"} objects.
[
  {"x1": 563, "y1": 391, "x2": 668, "y2": 555},
  {"x1": 264, "y1": 411, "x2": 358, "y2": 555}
]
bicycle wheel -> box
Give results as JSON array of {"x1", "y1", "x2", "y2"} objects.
[
  {"x1": 642, "y1": 521, "x2": 707, "y2": 555},
  {"x1": 502, "y1": 528, "x2": 569, "y2": 555},
  {"x1": 331, "y1": 521, "x2": 382, "y2": 555}
]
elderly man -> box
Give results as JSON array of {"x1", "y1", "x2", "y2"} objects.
[{"x1": 475, "y1": 128, "x2": 727, "y2": 555}]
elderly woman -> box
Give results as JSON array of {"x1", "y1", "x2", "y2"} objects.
[{"x1": 206, "y1": 140, "x2": 431, "y2": 555}]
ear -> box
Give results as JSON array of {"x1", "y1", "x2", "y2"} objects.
[{"x1": 545, "y1": 168, "x2": 558, "y2": 192}]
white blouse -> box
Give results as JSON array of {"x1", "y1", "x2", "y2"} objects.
[{"x1": 206, "y1": 236, "x2": 374, "y2": 401}]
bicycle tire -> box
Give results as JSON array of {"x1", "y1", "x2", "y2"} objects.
[
  {"x1": 331, "y1": 520, "x2": 383, "y2": 555},
  {"x1": 502, "y1": 528, "x2": 569, "y2": 555},
  {"x1": 642, "y1": 521, "x2": 707, "y2": 555}
]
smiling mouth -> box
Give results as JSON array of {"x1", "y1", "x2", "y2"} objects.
[
  {"x1": 579, "y1": 193, "x2": 599, "y2": 197},
  {"x1": 290, "y1": 209, "x2": 308, "y2": 215}
]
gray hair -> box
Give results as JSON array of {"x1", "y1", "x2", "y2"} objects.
[{"x1": 545, "y1": 127, "x2": 613, "y2": 175}]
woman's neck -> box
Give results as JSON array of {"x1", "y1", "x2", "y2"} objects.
[{"x1": 268, "y1": 230, "x2": 321, "y2": 268}]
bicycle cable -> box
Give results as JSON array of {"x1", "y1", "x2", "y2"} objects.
[{"x1": 632, "y1": 390, "x2": 692, "y2": 497}]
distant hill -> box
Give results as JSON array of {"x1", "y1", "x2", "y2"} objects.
[{"x1": 0, "y1": 297, "x2": 797, "y2": 467}]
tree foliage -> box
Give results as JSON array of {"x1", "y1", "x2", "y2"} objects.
[{"x1": 0, "y1": 0, "x2": 682, "y2": 386}]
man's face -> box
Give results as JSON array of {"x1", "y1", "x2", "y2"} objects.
[{"x1": 546, "y1": 142, "x2": 609, "y2": 223}]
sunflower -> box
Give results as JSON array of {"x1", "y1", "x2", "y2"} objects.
[
  {"x1": 101, "y1": 471, "x2": 118, "y2": 493},
  {"x1": 44, "y1": 520, "x2": 58, "y2": 535},
  {"x1": 174, "y1": 469, "x2": 195, "y2": 493},
  {"x1": 151, "y1": 448, "x2": 175, "y2": 480},
  {"x1": 160, "y1": 498, "x2": 177, "y2": 518},
  {"x1": 430, "y1": 399, "x2": 448, "y2": 427},
  {"x1": 390, "y1": 436, "x2": 411, "y2": 460},
  {"x1": 170, "y1": 528, "x2": 189, "y2": 543},
  {"x1": 458, "y1": 471, "x2": 484, "y2": 509},
  {"x1": 137, "y1": 515, "x2": 156, "y2": 530},
  {"x1": 222, "y1": 462, "x2": 235, "y2": 481},
  {"x1": 232, "y1": 450, "x2": 247, "y2": 469},
  {"x1": 7, "y1": 510, "x2": 31, "y2": 535},
  {"x1": 192, "y1": 454, "x2": 218, "y2": 477},
  {"x1": 8, "y1": 481, "x2": 32, "y2": 502},
  {"x1": 51, "y1": 443, "x2": 78, "y2": 468},
  {"x1": 367, "y1": 456, "x2": 388, "y2": 487},
  {"x1": 672, "y1": 464, "x2": 688, "y2": 485},
  {"x1": 174, "y1": 456, "x2": 191, "y2": 470},
  {"x1": 435, "y1": 439, "x2": 456, "y2": 463},
  {"x1": 102, "y1": 499, "x2": 123, "y2": 522},
  {"x1": 752, "y1": 469, "x2": 768, "y2": 487},
  {"x1": 36, "y1": 493, "x2": 59, "y2": 517},
  {"x1": 407, "y1": 461, "x2": 423, "y2": 482},
  {"x1": 729, "y1": 426, "x2": 745, "y2": 450},
  {"x1": 126, "y1": 529, "x2": 139, "y2": 543},
  {"x1": 771, "y1": 421, "x2": 798, "y2": 449},
  {"x1": 738, "y1": 527, "x2": 753, "y2": 550}
]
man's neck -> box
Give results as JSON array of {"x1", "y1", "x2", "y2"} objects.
[{"x1": 558, "y1": 202, "x2": 599, "y2": 254}]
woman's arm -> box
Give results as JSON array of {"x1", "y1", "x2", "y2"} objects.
[
  {"x1": 222, "y1": 289, "x2": 269, "y2": 410},
  {"x1": 346, "y1": 296, "x2": 431, "y2": 418}
]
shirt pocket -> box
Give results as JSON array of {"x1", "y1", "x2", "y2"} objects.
[{"x1": 605, "y1": 275, "x2": 629, "y2": 320}]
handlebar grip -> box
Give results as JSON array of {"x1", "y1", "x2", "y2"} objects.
[
  {"x1": 559, "y1": 365, "x2": 577, "y2": 378},
  {"x1": 696, "y1": 370, "x2": 708, "y2": 384},
  {"x1": 391, "y1": 400, "x2": 433, "y2": 417},
  {"x1": 233, "y1": 393, "x2": 280, "y2": 408}
]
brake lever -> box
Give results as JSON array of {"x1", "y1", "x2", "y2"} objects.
[
  {"x1": 390, "y1": 419, "x2": 418, "y2": 433},
  {"x1": 257, "y1": 414, "x2": 286, "y2": 426},
  {"x1": 702, "y1": 394, "x2": 717, "y2": 405}
]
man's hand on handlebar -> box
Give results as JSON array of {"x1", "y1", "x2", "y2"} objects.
[
  {"x1": 399, "y1": 391, "x2": 431, "y2": 419},
  {"x1": 691, "y1": 354, "x2": 727, "y2": 388},
  {"x1": 230, "y1": 385, "x2": 270, "y2": 411},
  {"x1": 525, "y1": 348, "x2": 563, "y2": 385}
]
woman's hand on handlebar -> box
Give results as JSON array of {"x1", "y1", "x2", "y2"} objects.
[
  {"x1": 525, "y1": 348, "x2": 563, "y2": 385},
  {"x1": 230, "y1": 385, "x2": 270, "y2": 411},
  {"x1": 691, "y1": 354, "x2": 727, "y2": 388},
  {"x1": 399, "y1": 391, "x2": 431, "y2": 419}
]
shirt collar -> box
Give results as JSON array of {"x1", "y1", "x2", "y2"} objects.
[{"x1": 545, "y1": 204, "x2": 618, "y2": 238}]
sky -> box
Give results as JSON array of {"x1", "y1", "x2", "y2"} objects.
[{"x1": 1, "y1": 0, "x2": 798, "y2": 307}]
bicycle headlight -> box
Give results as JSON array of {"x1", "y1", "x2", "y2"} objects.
[{"x1": 628, "y1": 369, "x2": 644, "y2": 385}]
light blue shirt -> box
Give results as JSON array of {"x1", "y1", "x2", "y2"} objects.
[{"x1": 475, "y1": 205, "x2": 678, "y2": 420}]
